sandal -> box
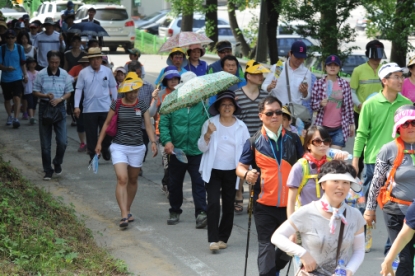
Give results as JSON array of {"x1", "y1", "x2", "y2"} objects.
[
  {"x1": 234, "y1": 199, "x2": 243, "y2": 214},
  {"x1": 119, "y1": 218, "x2": 129, "y2": 228},
  {"x1": 127, "y1": 213, "x2": 134, "y2": 222}
]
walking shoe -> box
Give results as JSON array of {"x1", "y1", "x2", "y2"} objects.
[
  {"x1": 196, "y1": 211, "x2": 207, "y2": 229},
  {"x1": 102, "y1": 148, "x2": 111, "y2": 161},
  {"x1": 22, "y1": 113, "x2": 29, "y2": 120},
  {"x1": 209, "y1": 242, "x2": 219, "y2": 252},
  {"x1": 6, "y1": 115, "x2": 13, "y2": 125},
  {"x1": 167, "y1": 213, "x2": 180, "y2": 225},
  {"x1": 43, "y1": 172, "x2": 53, "y2": 180},
  {"x1": 12, "y1": 119, "x2": 20, "y2": 129},
  {"x1": 218, "y1": 241, "x2": 227, "y2": 249},
  {"x1": 29, "y1": 117, "x2": 36, "y2": 125},
  {"x1": 54, "y1": 164, "x2": 62, "y2": 175},
  {"x1": 78, "y1": 143, "x2": 87, "y2": 152}
]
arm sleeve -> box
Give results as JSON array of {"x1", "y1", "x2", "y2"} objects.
[
  {"x1": 345, "y1": 232, "x2": 365, "y2": 274},
  {"x1": 64, "y1": 74, "x2": 74, "y2": 93},
  {"x1": 108, "y1": 73, "x2": 118, "y2": 100},
  {"x1": 271, "y1": 221, "x2": 307, "y2": 257},
  {"x1": 366, "y1": 156, "x2": 390, "y2": 210},
  {"x1": 353, "y1": 102, "x2": 370, "y2": 157},
  {"x1": 74, "y1": 71, "x2": 85, "y2": 108},
  {"x1": 310, "y1": 79, "x2": 323, "y2": 111},
  {"x1": 197, "y1": 120, "x2": 210, "y2": 153},
  {"x1": 239, "y1": 139, "x2": 255, "y2": 166},
  {"x1": 159, "y1": 113, "x2": 172, "y2": 146},
  {"x1": 262, "y1": 64, "x2": 276, "y2": 92},
  {"x1": 287, "y1": 162, "x2": 304, "y2": 188},
  {"x1": 351, "y1": 89, "x2": 361, "y2": 107}
]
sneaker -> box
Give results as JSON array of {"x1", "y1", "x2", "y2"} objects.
[
  {"x1": 6, "y1": 115, "x2": 13, "y2": 125},
  {"x1": 29, "y1": 117, "x2": 36, "y2": 125},
  {"x1": 22, "y1": 113, "x2": 29, "y2": 120},
  {"x1": 209, "y1": 242, "x2": 219, "y2": 252},
  {"x1": 196, "y1": 211, "x2": 207, "y2": 229},
  {"x1": 12, "y1": 119, "x2": 20, "y2": 129},
  {"x1": 218, "y1": 241, "x2": 227, "y2": 249},
  {"x1": 78, "y1": 143, "x2": 87, "y2": 152},
  {"x1": 167, "y1": 213, "x2": 180, "y2": 225},
  {"x1": 43, "y1": 172, "x2": 53, "y2": 180},
  {"x1": 54, "y1": 164, "x2": 62, "y2": 175}
]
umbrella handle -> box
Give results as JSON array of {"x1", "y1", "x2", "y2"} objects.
[{"x1": 201, "y1": 100, "x2": 210, "y2": 119}]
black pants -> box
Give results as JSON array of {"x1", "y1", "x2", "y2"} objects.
[
  {"x1": 254, "y1": 203, "x2": 289, "y2": 276},
  {"x1": 142, "y1": 129, "x2": 149, "y2": 162},
  {"x1": 83, "y1": 112, "x2": 112, "y2": 159},
  {"x1": 354, "y1": 111, "x2": 364, "y2": 178},
  {"x1": 205, "y1": 169, "x2": 237, "y2": 243},
  {"x1": 383, "y1": 212, "x2": 415, "y2": 276}
]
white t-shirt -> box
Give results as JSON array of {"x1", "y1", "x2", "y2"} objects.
[
  {"x1": 290, "y1": 201, "x2": 365, "y2": 275},
  {"x1": 212, "y1": 121, "x2": 238, "y2": 170},
  {"x1": 24, "y1": 70, "x2": 38, "y2": 95}
]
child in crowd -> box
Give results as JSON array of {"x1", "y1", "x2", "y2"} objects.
[
  {"x1": 114, "y1": 66, "x2": 126, "y2": 88},
  {"x1": 23, "y1": 57, "x2": 38, "y2": 125}
]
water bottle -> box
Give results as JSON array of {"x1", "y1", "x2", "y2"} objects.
[
  {"x1": 334, "y1": 259, "x2": 347, "y2": 276},
  {"x1": 365, "y1": 226, "x2": 373, "y2": 253},
  {"x1": 296, "y1": 118, "x2": 304, "y2": 136},
  {"x1": 392, "y1": 255, "x2": 400, "y2": 273},
  {"x1": 327, "y1": 148, "x2": 353, "y2": 160}
]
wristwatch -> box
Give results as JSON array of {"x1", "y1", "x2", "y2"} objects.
[{"x1": 60, "y1": 97, "x2": 65, "y2": 101}]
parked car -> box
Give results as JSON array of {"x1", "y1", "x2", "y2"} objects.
[
  {"x1": 134, "y1": 9, "x2": 170, "y2": 29},
  {"x1": 75, "y1": 4, "x2": 135, "y2": 52},
  {"x1": 158, "y1": 13, "x2": 228, "y2": 38},
  {"x1": 195, "y1": 25, "x2": 243, "y2": 57},
  {"x1": 137, "y1": 14, "x2": 168, "y2": 35},
  {"x1": 31, "y1": 1, "x2": 83, "y2": 23},
  {"x1": 276, "y1": 34, "x2": 319, "y2": 58},
  {"x1": 355, "y1": 18, "x2": 369, "y2": 31},
  {"x1": 306, "y1": 52, "x2": 368, "y2": 77},
  {"x1": 1, "y1": 6, "x2": 28, "y2": 21}
]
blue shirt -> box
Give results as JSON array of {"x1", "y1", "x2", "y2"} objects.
[
  {"x1": 33, "y1": 67, "x2": 74, "y2": 99},
  {"x1": 184, "y1": 60, "x2": 207, "y2": 76},
  {"x1": 0, "y1": 43, "x2": 25, "y2": 83}
]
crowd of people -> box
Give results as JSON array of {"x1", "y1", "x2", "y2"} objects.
[{"x1": 2, "y1": 6, "x2": 415, "y2": 275}]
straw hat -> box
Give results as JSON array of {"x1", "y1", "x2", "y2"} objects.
[
  {"x1": 87, "y1": 47, "x2": 105, "y2": 58},
  {"x1": 118, "y1": 72, "x2": 143, "y2": 93}
]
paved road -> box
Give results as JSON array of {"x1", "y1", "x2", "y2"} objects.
[{"x1": 0, "y1": 53, "x2": 388, "y2": 276}]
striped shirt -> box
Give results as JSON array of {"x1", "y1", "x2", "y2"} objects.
[
  {"x1": 33, "y1": 31, "x2": 65, "y2": 67},
  {"x1": 138, "y1": 80, "x2": 154, "y2": 129},
  {"x1": 33, "y1": 67, "x2": 73, "y2": 99},
  {"x1": 111, "y1": 99, "x2": 149, "y2": 146},
  {"x1": 234, "y1": 88, "x2": 268, "y2": 136}
]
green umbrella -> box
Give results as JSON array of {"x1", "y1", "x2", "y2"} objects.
[{"x1": 159, "y1": 71, "x2": 240, "y2": 115}]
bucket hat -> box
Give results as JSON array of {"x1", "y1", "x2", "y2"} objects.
[
  {"x1": 208, "y1": 90, "x2": 242, "y2": 116},
  {"x1": 86, "y1": 47, "x2": 105, "y2": 58},
  {"x1": 118, "y1": 72, "x2": 143, "y2": 93}
]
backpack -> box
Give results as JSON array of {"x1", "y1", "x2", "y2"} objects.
[
  {"x1": 377, "y1": 137, "x2": 412, "y2": 209},
  {"x1": 1, "y1": 43, "x2": 25, "y2": 65}
]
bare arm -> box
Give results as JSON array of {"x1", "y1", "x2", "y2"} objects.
[
  {"x1": 95, "y1": 109, "x2": 115, "y2": 155},
  {"x1": 143, "y1": 110, "x2": 158, "y2": 157},
  {"x1": 287, "y1": 188, "x2": 298, "y2": 218}
]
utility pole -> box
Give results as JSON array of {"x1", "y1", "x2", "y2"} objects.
[{"x1": 255, "y1": 0, "x2": 268, "y2": 63}]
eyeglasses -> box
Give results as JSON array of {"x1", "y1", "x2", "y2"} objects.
[
  {"x1": 262, "y1": 110, "x2": 283, "y2": 117},
  {"x1": 387, "y1": 75, "x2": 405, "y2": 81},
  {"x1": 311, "y1": 139, "x2": 331, "y2": 146},
  {"x1": 401, "y1": 120, "x2": 415, "y2": 129}
]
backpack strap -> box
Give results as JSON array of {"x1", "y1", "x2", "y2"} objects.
[{"x1": 296, "y1": 158, "x2": 318, "y2": 207}]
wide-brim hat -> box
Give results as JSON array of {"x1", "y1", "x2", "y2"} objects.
[
  {"x1": 87, "y1": 47, "x2": 105, "y2": 58},
  {"x1": 118, "y1": 72, "x2": 143, "y2": 93},
  {"x1": 187, "y1": 44, "x2": 205, "y2": 57},
  {"x1": 392, "y1": 105, "x2": 415, "y2": 138},
  {"x1": 318, "y1": 173, "x2": 362, "y2": 193},
  {"x1": 162, "y1": 65, "x2": 181, "y2": 81},
  {"x1": 167, "y1": 47, "x2": 188, "y2": 67},
  {"x1": 43, "y1": 17, "x2": 54, "y2": 25},
  {"x1": 208, "y1": 90, "x2": 242, "y2": 116},
  {"x1": 78, "y1": 56, "x2": 90, "y2": 63}
]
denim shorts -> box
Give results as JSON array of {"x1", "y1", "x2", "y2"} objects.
[{"x1": 326, "y1": 127, "x2": 345, "y2": 148}]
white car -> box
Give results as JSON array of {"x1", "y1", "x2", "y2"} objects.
[
  {"x1": 31, "y1": 1, "x2": 84, "y2": 23},
  {"x1": 75, "y1": 4, "x2": 135, "y2": 52},
  {"x1": 1, "y1": 6, "x2": 28, "y2": 21},
  {"x1": 196, "y1": 25, "x2": 243, "y2": 57},
  {"x1": 158, "y1": 13, "x2": 228, "y2": 38}
]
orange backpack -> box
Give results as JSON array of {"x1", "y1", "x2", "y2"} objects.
[{"x1": 377, "y1": 137, "x2": 413, "y2": 209}]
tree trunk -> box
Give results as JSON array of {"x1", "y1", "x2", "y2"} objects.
[
  {"x1": 228, "y1": 1, "x2": 250, "y2": 57},
  {"x1": 256, "y1": 0, "x2": 268, "y2": 63},
  {"x1": 319, "y1": 5, "x2": 338, "y2": 58},
  {"x1": 205, "y1": 0, "x2": 218, "y2": 51},
  {"x1": 390, "y1": 0, "x2": 408, "y2": 66},
  {"x1": 267, "y1": 0, "x2": 280, "y2": 64},
  {"x1": 181, "y1": 0, "x2": 194, "y2": 32}
]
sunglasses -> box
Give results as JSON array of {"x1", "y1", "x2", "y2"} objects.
[
  {"x1": 311, "y1": 139, "x2": 331, "y2": 146},
  {"x1": 263, "y1": 110, "x2": 283, "y2": 117},
  {"x1": 401, "y1": 120, "x2": 415, "y2": 129}
]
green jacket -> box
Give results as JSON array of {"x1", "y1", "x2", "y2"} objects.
[{"x1": 159, "y1": 102, "x2": 208, "y2": 156}]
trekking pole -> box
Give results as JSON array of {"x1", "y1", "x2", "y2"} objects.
[
  {"x1": 244, "y1": 169, "x2": 257, "y2": 276},
  {"x1": 285, "y1": 258, "x2": 292, "y2": 276}
]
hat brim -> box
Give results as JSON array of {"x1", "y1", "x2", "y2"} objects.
[
  {"x1": 293, "y1": 52, "x2": 307, "y2": 59},
  {"x1": 87, "y1": 54, "x2": 105, "y2": 58},
  {"x1": 118, "y1": 81, "x2": 143, "y2": 93},
  {"x1": 392, "y1": 115, "x2": 415, "y2": 138},
  {"x1": 318, "y1": 173, "x2": 361, "y2": 193},
  {"x1": 208, "y1": 94, "x2": 242, "y2": 116}
]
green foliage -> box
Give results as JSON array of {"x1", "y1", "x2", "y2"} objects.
[
  {"x1": 281, "y1": 0, "x2": 361, "y2": 61},
  {"x1": 240, "y1": 14, "x2": 259, "y2": 48},
  {"x1": 0, "y1": 158, "x2": 129, "y2": 275},
  {"x1": 166, "y1": 0, "x2": 204, "y2": 16}
]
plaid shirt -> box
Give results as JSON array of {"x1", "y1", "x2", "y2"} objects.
[
  {"x1": 139, "y1": 80, "x2": 154, "y2": 129},
  {"x1": 311, "y1": 77, "x2": 354, "y2": 143}
]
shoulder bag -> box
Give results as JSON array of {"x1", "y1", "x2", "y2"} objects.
[
  {"x1": 106, "y1": 99, "x2": 121, "y2": 137},
  {"x1": 285, "y1": 62, "x2": 312, "y2": 124},
  {"x1": 42, "y1": 102, "x2": 64, "y2": 126}
]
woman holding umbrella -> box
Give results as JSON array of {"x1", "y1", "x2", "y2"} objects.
[
  {"x1": 198, "y1": 90, "x2": 250, "y2": 252},
  {"x1": 95, "y1": 72, "x2": 158, "y2": 228}
]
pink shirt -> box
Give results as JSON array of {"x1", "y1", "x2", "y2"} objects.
[
  {"x1": 322, "y1": 80, "x2": 343, "y2": 128},
  {"x1": 402, "y1": 78, "x2": 415, "y2": 102}
]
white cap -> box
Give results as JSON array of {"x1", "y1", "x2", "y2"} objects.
[
  {"x1": 378, "y1": 62, "x2": 404, "y2": 80},
  {"x1": 318, "y1": 173, "x2": 362, "y2": 193}
]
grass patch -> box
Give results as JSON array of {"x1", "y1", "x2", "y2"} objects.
[{"x1": 0, "y1": 158, "x2": 129, "y2": 275}]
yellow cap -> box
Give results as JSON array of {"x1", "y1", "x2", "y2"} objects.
[
  {"x1": 246, "y1": 59, "x2": 256, "y2": 69},
  {"x1": 170, "y1": 47, "x2": 186, "y2": 55},
  {"x1": 245, "y1": 63, "x2": 270, "y2": 74},
  {"x1": 117, "y1": 72, "x2": 143, "y2": 93}
]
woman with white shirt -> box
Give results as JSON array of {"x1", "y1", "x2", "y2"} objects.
[{"x1": 198, "y1": 90, "x2": 250, "y2": 252}]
